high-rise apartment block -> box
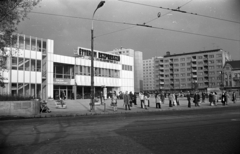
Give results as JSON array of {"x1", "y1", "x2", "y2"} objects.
[
  {"x1": 109, "y1": 48, "x2": 143, "y2": 92},
  {"x1": 144, "y1": 49, "x2": 232, "y2": 92}
]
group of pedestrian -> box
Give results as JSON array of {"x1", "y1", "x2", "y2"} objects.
[
  {"x1": 109, "y1": 90, "x2": 238, "y2": 112},
  {"x1": 168, "y1": 92, "x2": 180, "y2": 107}
]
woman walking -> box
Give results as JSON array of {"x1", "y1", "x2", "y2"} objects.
[
  {"x1": 111, "y1": 92, "x2": 118, "y2": 111},
  {"x1": 144, "y1": 93, "x2": 148, "y2": 109},
  {"x1": 156, "y1": 93, "x2": 161, "y2": 109}
]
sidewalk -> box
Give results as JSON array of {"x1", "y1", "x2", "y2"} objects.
[{"x1": 40, "y1": 97, "x2": 240, "y2": 118}]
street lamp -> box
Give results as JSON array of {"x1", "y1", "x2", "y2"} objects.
[{"x1": 90, "y1": 1, "x2": 105, "y2": 112}]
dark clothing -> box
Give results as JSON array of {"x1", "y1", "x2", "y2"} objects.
[
  {"x1": 194, "y1": 93, "x2": 200, "y2": 106},
  {"x1": 221, "y1": 93, "x2": 227, "y2": 105},
  {"x1": 175, "y1": 94, "x2": 180, "y2": 106},
  {"x1": 186, "y1": 94, "x2": 191, "y2": 108},
  {"x1": 156, "y1": 103, "x2": 161, "y2": 108}
]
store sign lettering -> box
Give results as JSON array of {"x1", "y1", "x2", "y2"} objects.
[{"x1": 54, "y1": 79, "x2": 70, "y2": 85}]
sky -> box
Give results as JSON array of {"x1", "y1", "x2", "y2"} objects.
[{"x1": 17, "y1": 0, "x2": 240, "y2": 60}]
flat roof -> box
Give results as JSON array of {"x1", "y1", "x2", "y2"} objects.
[{"x1": 164, "y1": 49, "x2": 222, "y2": 58}]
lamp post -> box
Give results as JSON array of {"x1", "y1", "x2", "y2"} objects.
[{"x1": 90, "y1": 1, "x2": 105, "y2": 112}]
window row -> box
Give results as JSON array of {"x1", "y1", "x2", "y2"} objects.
[
  {"x1": 11, "y1": 57, "x2": 41, "y2": 72},
  {"x1": 122, "y1": 64, "x2": 133, "y2": 71}
]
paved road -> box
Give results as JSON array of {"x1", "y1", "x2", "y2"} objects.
[{"x1": 0, "y1": 107, "x2": 240, "y2": 154}]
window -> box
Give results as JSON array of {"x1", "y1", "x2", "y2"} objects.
[
  {"x1": 209, "y1": 55, "x2": 214, "y2": 58},
  {"x1": 209, "y1": 71, "x2": 215, "y2": 75},
  {"x1": 164, "y1": 60, "x2": 169, "y2": 63},
  {"x1": 209, "y1": 66, "x2": 214, "y2": 69},
  {"x1": 198, "y1": 67, "x2": 203, "y2": 70},
  {"x1": 181, "y1": 63, "x2": 185, "y2": 66},
  {"x1": 187, "y1": 62, "x2": 191, "y2": 66},
  {"x1": 198, "y1": 56, "x2": 202, "y2": 59},
  {"x1": 187, "y1": 68, "x2": 191, "y2": 71},
  {"x1": 180, "y1": 73, "x2": 185, "y2": 77},
  {"x1": 174, "y1": 69, "x2": 179, "y2": 72},
  {"x1": 198, "y1": 61, "x2": 203, "y2": 65},
  {"x1": 174, "y1": 58, "x2": 179, "y2": 62},
  {"x1": 217, "y1": 54, "x2": 222, "y2": 58},
  {"x1": 181, "y1": 68, "x2": 185, "y2": 71},
  {"x1": 181, "y1": 78, "x2": 186, "y2": 81},
  {"x1": 180, "y1": 58, "x2": 185, "y2": 61},
  {"x1": 217, "y1": 60, "x2": 222, "y2": 63},
  {"x1": 187, "y1": 57, "x2": 191, "y2": 60},
  {"x1": 187, "y1": 73, "x2": 191, "y2": 76},
  {"x1": 198, "y1": 72, "x2": 203, "y2": 75},
  {"x1": 217, "y1": 65, "x2": 222, "y2": 69},
  {"x1": 209, "y1": 60, "x2": 214, "y2": 64}
]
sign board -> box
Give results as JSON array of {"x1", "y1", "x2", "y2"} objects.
[
  {"x1": 78, "y1": 47, "x2": 120, "y2": 62},
  {"x1": 54, "y1": 79, "x2": 71, "y2": 85}
]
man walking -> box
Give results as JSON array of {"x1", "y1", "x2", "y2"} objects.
[
  {"x1": 186, "y1": 91, "x2": 191, "y2": 108},
  {"x1": 139, "y1": 92, "x2": 144, "y2": 108},
  {"x1": 232, "y1": 91, "x2": 237, "y2": 103},
  {"x1": 193, "y1": 91, "x2": 200, "y2": 107},
  {"x1": 123, "y1": 91, "x2": 131, "y2": 110}
]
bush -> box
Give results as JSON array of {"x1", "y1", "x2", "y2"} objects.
[{"x1": 0, "y1": 94, "x2": 34, "y2": 101}]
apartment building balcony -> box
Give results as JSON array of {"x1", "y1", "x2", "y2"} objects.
[
  {"x1": 191, "y1": 63, "x2": 197, "y2": 67},
  {"x1": 191, "y1": 69, "x2": 197, "y2": 72},
  {"x1": 192, "y1": 74, "x2": 197, "y2": 78},
  {"x1": 160, "y1": 81, "x2": 164, "y2": 84},
  {"x1": 191, "y1": 58, "x2": 197, "y2": 61}
]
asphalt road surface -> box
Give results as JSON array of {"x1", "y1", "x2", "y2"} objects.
[{"x1": 0, "y1": 107, "x2": 240, "y2": 154}]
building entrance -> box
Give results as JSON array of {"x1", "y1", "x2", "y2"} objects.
[{"x1": 53, "y1": 85, "x2": 72, "y2": 100}]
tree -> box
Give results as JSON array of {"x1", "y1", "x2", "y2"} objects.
[{"x1": 0, "y1": 0, "x2": 41, "y2": 87}]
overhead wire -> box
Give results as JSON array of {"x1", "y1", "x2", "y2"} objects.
[
  {"x1": 29, "y1": 9, "x2": 239, "y2": 42},
  {"x1": 95, "y1": 0, "x2": 193, "y2": 38},
  {"x1": 118, "y1": 0, "x2": 240, "y2": 24}
]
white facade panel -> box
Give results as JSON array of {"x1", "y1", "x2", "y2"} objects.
[
  {"x1": 36, "y1": 51, "x2": 42, "y2": 60},
  {"x1": 31, "y1": 50, "x2": 37, "y2": 59},
  {"x1": 11, "y1": 70, "x2": 18, "y2": 82},
  {"x1": 36, "y1": 72, "x2": 41, "y2": 83},
  {"x1": 25, "y1": 50, "x2": 31, "y2": 58},
  {"x1": 25, "y1": 71, "x2": 30, "y2": 83},
  {"x1": 18, "y1": 71, "x2": 24, "y2": 82},
  {"x1": 31, "y1": 72, "x2": 36, "y2": 83}
]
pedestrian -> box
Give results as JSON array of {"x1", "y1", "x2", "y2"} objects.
[
  {"x1": 156, "y1": 93, "x2": 161, "y2": 109},
  {"x1": 139, "y1": 92, "x2": 144, "y2": 108},
  {"x1": 144, "y1": 93, "x2": 148, "y2": 109},
  {"x1": 213, "y1": 92, "x2": 218, "y2": 106},
  {"x1": 202, "y1": 92, "x2": 206, "y2": 103},
  {"x1": 147, "y1": 92, "x2": 150, "y2": 107},
  {"x1": 221, "y1": 91, "x2": 227, "y2": 106},
  {"x1": 186, "y1": 91, "x2": 191, "y2": 108},
  {"x1": 169, "y1": 92, "x2": 174, "y2": 107},
  {"x1": 193, "y1": 91, "x2": 200, "y2": 107},
  {"x1": 129, "y1": 91, "x2": 133, "y2": 107},
  {"x1": 232, "y1": 91, "x2": 237, "y2": 103},
  {"x1": 175, "y1": 93, "x2": 180, "y2": 106},
  {"x1": 209, "y1": 92, "x2": 213, "y2": 106},
  {"x1": 225, "y1": 91, "x2": 229, "y2": 105},
  {"x1": 123, "y1": 91, "x2": 131, "y2": 110},
  {"x1": 111, "y1": 92, "x2": 118, "y2": 111},
  {"x1": 160, "y1": 92, "x2": 165, "y2": 104}
]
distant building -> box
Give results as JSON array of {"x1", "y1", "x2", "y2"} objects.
[
  {"x1": 109, "y1": 48, "x2": 143, "y2": 92},
  {"x1": 147, "y1": 49, "x2": 232, "y2": 92},
  {"x1": 143, "y1": 57, "x2": 155, "y2": 92},
  {"x1": 223, "y1": 60, "x2": 240, "y2": 90}
]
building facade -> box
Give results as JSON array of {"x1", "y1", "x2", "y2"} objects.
[
  {"x1": 0, "y1": 34, "x2": 134, "y2": 99},
  {"x1": 143, "y1": 57, "x2": 155, "y2": 92},
  {"x1": 223, "y1": 60, "x2": 240, "y2": 90},
  {"x1": 144, "y1": 49, "x2": 231, "y2": 93},
  {"x1": 109, "y1": 48, "x2": 143, "y2": 92}
]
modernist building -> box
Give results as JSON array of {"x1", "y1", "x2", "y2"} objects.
[
  {"x1": 143, "y1": 57, "x2": 155, "y2": 92},
  {"x1": 144, "y1": 49, "x2": 232, "y2": 92},
  {"x1": 109, "y1": 48, "x2": 143, "y2": 92},
  {"x1": 0, "y1": 34, "x2": 134, "y2": 100},
  {"x1": 223, "y1": 60, "x2": 240, "y2": 91}
]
